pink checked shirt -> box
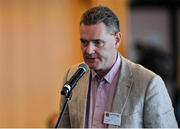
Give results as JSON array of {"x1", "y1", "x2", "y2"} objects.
[{"x1": 87, "y1": 54, "x2": 121, "y2": 128}]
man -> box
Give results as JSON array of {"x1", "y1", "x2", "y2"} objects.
[{"x1": 59, "y1": 5, "x2": 178, "y2": 128}]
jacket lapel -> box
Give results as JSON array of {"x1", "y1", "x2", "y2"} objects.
[
  {"x1": 68, "y1": 67, "x2": 90, "y2": 127},
  {"x1": 108, "y1": 56, "x2": 133, "y2": 128}
]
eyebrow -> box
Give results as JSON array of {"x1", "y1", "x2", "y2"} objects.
[
  {"x1": 92, "y1": 39, "x2": 105, "y2": 43},
  {"x1": 80, "y1": 39, "x2": 87, "y2": 42},
  {"x1": 80, "y1": 38, "x2": 105, "y2": 43}
]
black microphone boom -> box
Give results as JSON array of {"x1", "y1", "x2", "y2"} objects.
[{"x1": 61, "y1": 63, "x2": 89, "y2": 97}]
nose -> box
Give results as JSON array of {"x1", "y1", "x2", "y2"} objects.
[{"x1": 85, "y1": 42, "x2": 95, "y2": 54}]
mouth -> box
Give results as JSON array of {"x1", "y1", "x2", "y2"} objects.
[
  {"x1": 86, "y1": 57, "x2": 96, "y2": 62},
  {"x1": 84, "y1": 55, "x2": 97, "y2": 62},
  {"x1": 84, "y1": 54, "x2": 99, "y2": 64}
]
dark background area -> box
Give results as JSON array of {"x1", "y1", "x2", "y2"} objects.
[{"x1": 128, "y1": 0, "x2": 180, "y2": 126}]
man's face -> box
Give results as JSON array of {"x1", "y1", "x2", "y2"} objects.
[{"x1": 80, "y1": 23, "x2": 121, "y2": 72}]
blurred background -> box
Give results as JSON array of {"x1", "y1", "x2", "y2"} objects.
[{"x1": 0, "y1": 0, "x2": 179, "y2": 127}]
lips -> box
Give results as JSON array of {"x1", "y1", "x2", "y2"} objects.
[
  {"x1": 85, "y1": 55, "x2": 97, "y2": 63},
  {"x1": 84, "y1": 53, "x2": 99, "y2": 64},
  {"x1": 86, "y1": 57, "x2": 96, "y2": 62}
]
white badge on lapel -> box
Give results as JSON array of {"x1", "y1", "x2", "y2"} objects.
[{"x1": 103, "y1": 112, "x2": 121, "y2": 126}]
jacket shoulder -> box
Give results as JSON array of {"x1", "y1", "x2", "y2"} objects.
[{"x1": 123, "y1": 57, "x2": 156, "y2": 82}]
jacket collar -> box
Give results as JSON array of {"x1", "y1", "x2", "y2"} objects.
[{"x1": 108, "y1": 56, "x2": 133, "y2": 128}]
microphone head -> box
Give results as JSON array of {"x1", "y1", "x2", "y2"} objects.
[{"x1": 79, "y1": 63, "x2": 89, "y2": 73}]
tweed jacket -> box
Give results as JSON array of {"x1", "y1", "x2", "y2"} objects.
[{"x1": 58, "y1": 56, "x2": 178, "y2": 128}]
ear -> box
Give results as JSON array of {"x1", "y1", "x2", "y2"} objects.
[{"x1": 115, "y1": 32, "x2": 122, "y2": 48}]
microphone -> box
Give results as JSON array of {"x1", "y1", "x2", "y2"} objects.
[{"x1": 61, "y1": 63, "x2": 89, "y2": 97}]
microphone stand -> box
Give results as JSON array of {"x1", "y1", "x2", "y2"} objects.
[{"x1": 55, "y1": 91, "x2": 72, "y2": 128}]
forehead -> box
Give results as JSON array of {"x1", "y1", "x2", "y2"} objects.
[{"x1": 80, "y1": 23, "x2": 108, "y2": 37}]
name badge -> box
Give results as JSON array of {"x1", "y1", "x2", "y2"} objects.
[{"x1": 103, "y1": 112, "x2": 121, "y2": 126}]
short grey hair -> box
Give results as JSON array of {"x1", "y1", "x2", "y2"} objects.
[{"x1": 80, "y1": 5, "x2": 120, "y2": 34}]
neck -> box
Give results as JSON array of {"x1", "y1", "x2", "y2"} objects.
[
  {"x1": 95, "y1": 53, "x2": 118, "y2": 77},
  {"x1": 95, "y1": 68, "x2": 111, "y2": 78}
]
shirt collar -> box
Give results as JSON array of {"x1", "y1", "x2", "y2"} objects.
[{"x1": 91, "y1": 54, "x2": 121, "y2": 84}]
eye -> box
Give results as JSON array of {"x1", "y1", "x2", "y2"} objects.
[
  {"x1": 80, "y1": 40, "x2": 89, "y2": 47},
  {"x1": 93, "y1": 40, "x2": 105, "y2": 48}
]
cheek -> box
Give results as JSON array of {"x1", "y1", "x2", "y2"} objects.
[
  {"x1": 101, "y1": 47, "x2": 117, "y2": 60},
  {"x1": 81, "y1": 48, "x2": 86, "y2": 54},
  {"x1": 97, "y1": 51, "x2": 109, "y2": 62}
]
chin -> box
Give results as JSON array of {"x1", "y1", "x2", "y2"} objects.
[{"x1": 86, "y1": 63, "x2": 99, "y2": 70}]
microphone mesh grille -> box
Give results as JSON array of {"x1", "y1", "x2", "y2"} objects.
[{"x1": 79, "y1": 63, "x2": 89, "y2": 72}]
